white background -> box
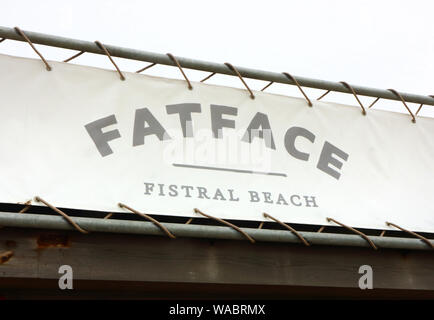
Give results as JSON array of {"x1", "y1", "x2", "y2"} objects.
[
  {"x1": 0, "y1": 0, "x2": 433, "y2": 118},
  {"x1": 1, "y1": 54, "x2": 434, "y2": 232}
]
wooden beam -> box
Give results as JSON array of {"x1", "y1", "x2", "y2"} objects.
[{"x1": 0, "y1": 227, "x2": 433, "y2": 297}]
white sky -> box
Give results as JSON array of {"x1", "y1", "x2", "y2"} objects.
[{"x1": 1, "y1": 0, "x2": 433, "y2": 117}]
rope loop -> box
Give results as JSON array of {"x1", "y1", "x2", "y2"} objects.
[
  {"x1": 415, "y1": 95, "x2": 434, "y2": 116},
  {"x1": 368, "y1": 97, "x2": 380, "y2": 109},
  {"x1": 282, "y1": 72, "x2": 312, "y2": 107},
  {"x1": 340, "y1": 81, "x2": 366, "y2": 115},
  {"x1": 317, "y1": 90, "x2": 331, "y2": 101},
  {"x1": 63, "y1": 51, "x2": 85, "y2": 63},
  {"x1": 95, "y1": 40, "x2": 125, "y2": 81},
  {"x1": 327, "y1": 217, "x2": 377, "y2": 250},
  {"x1": 18, "y1": 199, "x2": 32, "y2": 214},
  {"x1": 194, "y1": 208, "x2": 255, "y2": 243},
  {"x1": 224, "y1": 62, "x2": 255, "y2": 99},
  {"x1": 34, "y1": 196, "x2": 88, "y2": 234},
  {"x1": 388, "y1": 89, "x2": 416, "y2": 123},
  {"x1": 167, "y1": 53, "x2": 193, "y2": 90},
  {"x1": 263, "y1": 213, "x2": 310, "y2": 246},
  {"x1": 118, "y1": 202, "x2": 176, "y2": 239},
  {"x1": 14, "y1": 27, "x2": 51, "y2": 71},
  {"x1": 200, "y1": 72, "x2": 216, "y2": 83},
  {"x1": 136, "y1": 62, "x2": 156, "y2": 74},
  {"x1": 261, "y1": 81, "x2": 274, "y2": 92},
  {"x1": 386, "y1": 222, "x2": 433, "y2": 249}
]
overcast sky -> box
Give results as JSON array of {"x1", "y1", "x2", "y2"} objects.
[{"x1": 1, "y1": 0, "x2": 433, "y2": 117}]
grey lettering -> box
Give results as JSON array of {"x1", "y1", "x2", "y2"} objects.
[
  {"x1": 284, "y1": 126, "x2": 315, "y2": 161},
  {"x1": 85, "y1": 115, "x2": 121, "y2": 157},
  {"x1": 166, "y1": 103, "x2": 201, "y2": 137},
  {"x1": 262, "y1": 192, "x2": 273, "y2": 203},
  {"x1": 228, "y1": 189, "x2": 240, "y2": 202},
  {"x1": 290, "y1": 195, "x2": 302, "y2": 206},
  {"x1": 157, "y1": 184, "x2": 165, "y2": 196},
  {"x1": 276, "y1": 193, "x2": 289, "y2": 205},
  {"x1": 249, "y1": 191, "x2": 260, "y2": 202},
  {"x1": 168, "y1": 184, "x2": 178, "y2": 197},
  {"x1": 317, "y1": 141, "x2": 349, "y2": 180},
  {"x1": 213, "y1": 188, "x2": 226, "y2": 201},
  {"x1": 211, "y1": 104, "x2": 237, "y2": 138},
  {"x1": 197, "y1": 187, "x2": 210, "y2": 199},
  {"x1": 181, "y1": 185, "x2": 194, "y2": 197},
  {"x1": 304, "y1": 196, "x2": 318, "y2": 207},
  {"x1": 133, "y1": 108, "x2": 170, "y2": 146},
  {"x1": 241, "y1": 112, "x2": 276, "y2": 149},
  {"x1": 144, "y1": 182, "x2": 154, "y2": 195}
]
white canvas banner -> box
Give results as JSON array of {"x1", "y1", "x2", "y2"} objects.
[{"x1": 1, "y1": 53, "x2": 434, "y2": 232}]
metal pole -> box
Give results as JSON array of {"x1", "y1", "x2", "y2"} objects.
[
  {"x1": 0, "y1": 26, "x2": 433, "y2": 106},
  {"x1": 0, "y1": 212, "x2": 431, "y2": 250}
]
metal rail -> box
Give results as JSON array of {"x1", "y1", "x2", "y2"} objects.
[
  {"x1": 0, "y1": 212, "x2": 432, "y2": 250},
  {"x1": 1, "y1": 26, "x2": 433, "y2": 106}
]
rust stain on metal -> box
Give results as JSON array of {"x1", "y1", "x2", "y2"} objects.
[
  {"x1": 0, "y1": 250, "x2": 13, "y2": 264},
  {"x1": 37, "y1": 233, "x2": 70, "y2": 249}
]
